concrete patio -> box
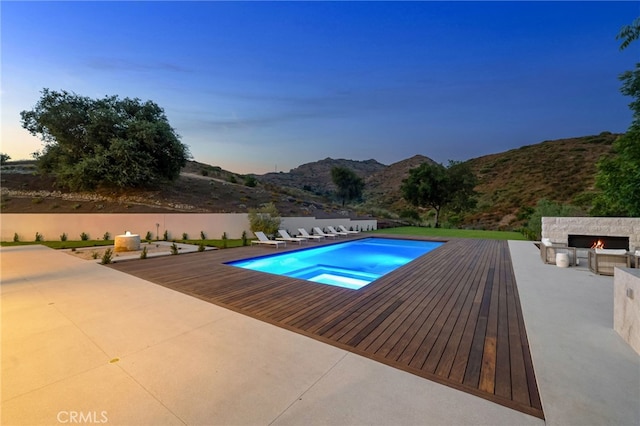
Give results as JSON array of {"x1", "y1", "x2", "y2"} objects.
[{"x1": 1, "y1": 241, "x2": 638, "y2": 425}]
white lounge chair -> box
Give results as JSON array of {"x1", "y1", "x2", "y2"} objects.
[
  {"x1": 313, "y1": 227, "x2": 337, "y2": 239},
  {"x1": 251, "y1": 231, "x2": 286, "y2": 248},
  {"x1": 298, "y1": 228, "x2": 324, "y2": 241},
  {"x1": 327, "y1": 226, "x2": 349, "y2": 237},
  {"x1": 338, "y1": 225, "x2": 359, "y2": 234},
  {"x1": 276, "y1": 230, "x2": 305, "y2": 245}
]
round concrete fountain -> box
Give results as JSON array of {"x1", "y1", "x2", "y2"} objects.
[{"x1": 114, "y1": 231, "x2": 141, "y2": 252}]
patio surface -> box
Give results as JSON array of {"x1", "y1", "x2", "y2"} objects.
[
  {"x1": 1, "y1": 240, "x2": 638, "y2": 425},
  {"x1": 106, "y1": 236, "x2": 542, "y2": 418}
]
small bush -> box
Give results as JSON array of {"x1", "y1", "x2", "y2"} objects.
[
  {"x1": 242, "y1": 230, "x2": 248, "y2": 246},
  {"x1": 170, "y1": 243, "x2": 179, "y2": 255},
  {"x1": 103, "y1": 232, "x2": 110, "y2": 241},
  {"x1": 182, "y1": 232, "x2": 188, "y2": 240},
  {"x1": 35, "y1": 232, "x2": 43, "y2": 242},
  {"x1": 13, "y1": 232, "x2": 19, "y2": 242},
  {"x1": 145, "y1": 231, "x2": 152, "y2": 241},
  {"x1": 198, "y1": 243, "x2": 205, "y2": 252},
  {"x1": 91, "y1": 251, "x2": 99, "y2": 259},
  {"x1": 80, "y1": 232, "x2": 89, "y2": 241},
  {"x1": 221, "y1": 232, "x2": 228, "y2": 249},
  {"x1": 140, "y1": 246, "x2": 148, "y2": 259},
  {"x1": 60, "y1": 232, "x2": 67, "y2": 241},
  {"x1": 200, "y1": 230, "x2": 206, "y2": 240},
  {"x1": 100, "y1": 248, "x2": 113, "y2": 264},
  {"x1": 163, "y1": 230, "x2": 168, "y2": 241}
]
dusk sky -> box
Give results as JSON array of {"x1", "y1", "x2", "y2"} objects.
[{"x1": 2, "y1": 1, "x2": 639, "y2": 174}]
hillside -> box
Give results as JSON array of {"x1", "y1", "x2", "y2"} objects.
[
  {"x1": 463, "y1": 132, "x2": 618, "y2": 229},
  {"x1": 0, "y1": 132, "x2": 620, "y2": 230},
  {"x1": 259, "y1": 157, "x2": 386, "y2": 196},
  {"x1": 0, "y1": 160, "x2": 351, "y2": 218}
]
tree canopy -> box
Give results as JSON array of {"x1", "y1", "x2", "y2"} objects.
[
  {"x1": 331, "y1": 166, "x2": 364, "y2": 206},
  {"x1": 21, "y1": 89, "x2": 190, "y2": 190},
  {"x1": 593, "y1": 18, "x2": 640, "y2": 216},
  {"x1": 401, "y1": 161, "x2": 477, "y2": 227}
]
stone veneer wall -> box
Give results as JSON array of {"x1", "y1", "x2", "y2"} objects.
[
  {"x1": 542, "y1": 217, "x2": 640, "y2": 251},
  {"x1": 614, "y1": 268, "x2": 640, "y2": 355}
]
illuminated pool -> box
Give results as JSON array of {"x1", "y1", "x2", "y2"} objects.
[{"x1": 227, "y1": 237, "x2": 444, "y2": 290}]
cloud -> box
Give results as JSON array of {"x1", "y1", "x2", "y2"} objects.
[{"x1": 85, "y1": 57, "x2": 191, "y2": 73}]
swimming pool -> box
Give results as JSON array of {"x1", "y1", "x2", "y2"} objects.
[{"x1": 227, "y1": 237, "x2": 444, "y2": 290}]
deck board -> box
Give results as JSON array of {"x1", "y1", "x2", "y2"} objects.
[{"x1": 108, "y1": 235, "x2": 543, "y2": 419}]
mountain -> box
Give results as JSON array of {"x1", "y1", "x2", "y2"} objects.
[
  {"x1": 258, "y1": 157, "x2": 387, "y2": 196},
  {"x1": 0, "y1": 132, "x2": 621, "y2": 230},
  {"x1": 363, "y1": 155, "x2": 437, "y2": 211}
]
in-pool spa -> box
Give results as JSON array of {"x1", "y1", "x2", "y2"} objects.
[{"x1": 227, "y1": 237, "x2": 444, "y2": 290}]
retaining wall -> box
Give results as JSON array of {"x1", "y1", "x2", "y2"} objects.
[{"x1": 1, "y1": 213, "x2": 377, "y2": 241}]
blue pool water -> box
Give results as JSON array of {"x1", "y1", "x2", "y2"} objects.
[{"x1": 227, "y1": 237, "x2": 444, "y2": 290}]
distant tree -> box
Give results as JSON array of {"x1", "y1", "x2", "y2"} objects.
[
  {"x1": 525, "y1": 199, "x2": 583, "y2": 240},
  {"x1": 331, "y1": 166, "x2": 364, "y2": 206},
  {"x1": 593, "y1": 18, "x2": 640, "y2": 216},
  {"x1": 0, "y1": 153, "x2": 10, "y2": 165},
  {"x1": 248, "y1": 202, "x2": 281, "y2": 237},
  {"x1": 244, "y1": 175, "x2": 257, "y2": 187},
  {"x1": 401, "y1": 161, "x2": 477, "y2": 228},
  {"x1": 20, "y1": 89, "x2": 189, "y2": 190}
]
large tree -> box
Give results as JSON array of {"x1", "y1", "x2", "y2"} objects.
[
  {"x1": 401, "y1": 161, "x2": 477, "y2": 227},
  {"x1": 593, "y1": 18, "x2": 640, "y2": 216},
  {"x1": 21, "y1": 89, "x2": 189, "y2": 190},
  {"x1": 331, "y1": 166, "x2": 364, "y2": 206}
]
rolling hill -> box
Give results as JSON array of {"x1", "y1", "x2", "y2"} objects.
[{"x1": 0, "y1": 132, "x2": 620, "y2": 230}]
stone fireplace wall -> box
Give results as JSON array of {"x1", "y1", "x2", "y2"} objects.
[{"x1": 542, "y1": 217, "x2": 640, "y2": 251}]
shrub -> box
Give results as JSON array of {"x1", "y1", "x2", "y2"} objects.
[
  {"x1": 103, "y1": 232, "x2": 110, "y2": 241},
  {"x1": 170, "y1": 243, "x2": 179, "y2": 255},
  {"x1": 244, "y1": 175, "x2": 257, "y2": 187},
  {"x1": 80, "y1": 232, "x2": 89, "y2": 241},
  {"x1": 91, "y1": 251, "x2": 99, "y2": 259},
  {"x1": 221, "y1": 232, "x2": 228, "y2": 249},
  {"x1": 140, "y1": 246, "x2": 148, "y2": 259},
  {"x1": 200, "y1": 230, "x2": 206, "y2": 240},
  {"x1": 248, "y1": 202, "x2": 281, "y2": 237},
  {"x1": 60, "y1": 232, "x2": 67, "y2": 241},
  {"x1": 242, "y1": 230, "x2": 248, "y2": 246},
  {"x1": 100, "y1": 248, "x2": 113, "y2": 264},
  {"x1": 35, "y1": 232, "x2": 43, "y2": 242},
  {"x1": 198, "y1": 243, "x2": 205, "y2": 252},
  {"x1": 13, "y1": 232, "x2": 19, "y2": 242},
  {"x1": 163, "y1": 230, "x2": 168, "y2": 241},
  {"x1": 182, "y1": 232, "x2": 188, "y2": 240},
  {"x1": 145, "y1": 231, "x2": 152, "y2": 241}
]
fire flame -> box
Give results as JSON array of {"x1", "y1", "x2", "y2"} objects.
[{"x1": 591, "y1": 239, "x2": 605, "y2": 249}]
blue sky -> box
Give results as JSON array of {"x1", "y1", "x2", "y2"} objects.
[{"x1": 2, "y1": 1, "x2": 639, "y2": 174}]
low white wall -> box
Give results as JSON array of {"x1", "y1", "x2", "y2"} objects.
[
  {"x1": 1, "y1": 213, "x2": 376, "y2": 241},
  {"x1": 542, "y1": 217, "x2": 640, "y2": 250}
]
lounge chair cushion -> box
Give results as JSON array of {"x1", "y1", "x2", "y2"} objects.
[{"x1": 595, "y1": 248, "x2": 627, "y2": 255}]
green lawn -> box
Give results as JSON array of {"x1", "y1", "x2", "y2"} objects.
[
  {"x1": 1, "y1": 227, "x2": 527, "y2": 249},
  {"x1": 371, "y1": 226, "x2": 527, "y2": 240}
]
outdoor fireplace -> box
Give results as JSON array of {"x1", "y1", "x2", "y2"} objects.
[{"x1": 568, "y1": 235, "x2": 630, "y2": 251}]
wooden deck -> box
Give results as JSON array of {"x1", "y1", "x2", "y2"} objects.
[{"x1": 108, "y1": 235, "x2": 543, "y2": 419}]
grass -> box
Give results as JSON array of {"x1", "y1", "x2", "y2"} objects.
[
  {"x1": 1, "y1": 228, "x2": 526, "y2": 249},
  {"x1": 372, "y1": 226, "x2": 527, "y2": 240}
]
